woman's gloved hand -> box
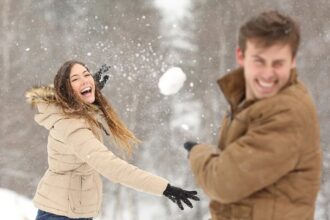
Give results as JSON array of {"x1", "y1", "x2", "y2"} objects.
[
  {"x1": 163, "y1": 184, "x2": 200, "y2": 210},
  {"x1": 93, "y1": 64, "x2": 110, "y2": 90}
]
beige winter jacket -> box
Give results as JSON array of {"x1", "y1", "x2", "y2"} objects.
[
  {"x1": 189, "y1": 68, "x2": 322, "y2": 220},
  {"x1": 26, "y1": 86, "x2": 168, "y2": 218}
]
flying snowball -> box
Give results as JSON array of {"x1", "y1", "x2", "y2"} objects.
[
  {"x1": 158, "y1": 67, "x2": 186, "y2": 95},
  {"x1": 181, "y1": 124, "x2": 190, "y2": 130}
]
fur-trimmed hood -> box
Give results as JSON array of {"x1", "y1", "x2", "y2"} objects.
[
  {"x1": 26, "y1": 85, "x2": 109, "y2": 134},
  {"x1": 26, "y1": 85, "x2": 67, "y2": 130},
  {"x1": 26, "y1": 85, "x2": 57, "y2": 107}
]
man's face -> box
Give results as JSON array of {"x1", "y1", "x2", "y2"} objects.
[{"x1": 236, "y1": 40, "x2": 296, "y2": 100}]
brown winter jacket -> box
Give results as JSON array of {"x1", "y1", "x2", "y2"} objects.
[
  {"x1": 189, "y1": 68, "x2": 322, "y2": 220},
  {"x1": 26, "y1": 86, "x2": 168, "y2": 218}
]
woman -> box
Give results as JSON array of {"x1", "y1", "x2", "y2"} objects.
[{"x1": 26, "y1": 60, "x2": 199, "y2": 220}]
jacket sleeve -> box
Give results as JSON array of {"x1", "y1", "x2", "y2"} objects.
[
  {"x1": 189, "y1": 106, "x2": 301, "y2": 204},
  {"x1": 63, "y1": 119, "x2": 169, "y2": 196}
]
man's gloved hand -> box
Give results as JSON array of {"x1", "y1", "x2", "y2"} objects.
[
  {"x1": 184, "y1": 141, "x2": 198, "y2": 152},
  {"x1": 93, "y1": 64, "x2": 111, "y2": 90},
  {"x1": 163, "y1": 184, "x2": 200, "y2": 210}
]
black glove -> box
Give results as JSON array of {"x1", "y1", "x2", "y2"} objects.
[
  {"x1": 93, "y1": 64, "x2": 111, "y2": 90},
  {"x1": 184, "y1": 141, "x2": 198, "y2": 152},
  {"x1": 163, "y1": 184, "x2": 200, "y2": 210}
]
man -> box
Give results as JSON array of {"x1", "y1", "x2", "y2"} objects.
[{"x1": 184, "y1": 11, "x2": 322, "y2": 220}]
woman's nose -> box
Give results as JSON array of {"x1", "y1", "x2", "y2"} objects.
[{"x1": 81, "y1": 77, "x2": 88, "y2": 85}]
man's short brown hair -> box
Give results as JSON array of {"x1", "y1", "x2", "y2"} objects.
[{"x1": 238, "y1": 11, "x2": 300, "y2": 57}]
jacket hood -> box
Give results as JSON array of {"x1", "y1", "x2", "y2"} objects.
[
  {"x1": 26, "y1": 85, "x2": 66, "y2": 130},
  {"x1": 26, "y1": 85, "x2": 57, "y2": 107}
]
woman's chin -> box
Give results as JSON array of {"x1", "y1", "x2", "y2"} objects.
[
  {"x1": 87, "y1": 98, "x2": 96, "y2": 104},
  {"x1": 82, "y1": 96, "x2": 95, "y2": 104}
]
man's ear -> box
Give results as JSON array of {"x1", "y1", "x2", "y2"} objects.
[{"x1": 236, "y1": 47, "x2": 244, "y2": 67}]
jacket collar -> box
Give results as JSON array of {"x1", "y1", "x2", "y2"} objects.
[{"x1": 217, "y1": 67, "x2": 298, "y2": 112}]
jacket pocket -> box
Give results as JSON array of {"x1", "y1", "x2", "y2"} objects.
[
  {"x1": 252, "y1": 197, "x2": 275, "y2": 220},
  {"x1": 68, "y1": 175, "x2": 99, "y2": 214},
  {"x1": 210, "y1": 201, "x2": 252, "y2": 220},
  {"x1": 68, "y1": 189, "x2": 82, "y2": 213},
  {"x1": 68, "y1": 174, "x2": 82, "y2": 213}
]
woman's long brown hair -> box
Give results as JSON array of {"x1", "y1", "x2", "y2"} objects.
[{"x1": 54, "y1": 60, "x2": 139, "y2": 156}]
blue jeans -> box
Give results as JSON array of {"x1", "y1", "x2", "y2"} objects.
[{"x1": 36, "y1": 209, "x2": 93, "y2": 220}]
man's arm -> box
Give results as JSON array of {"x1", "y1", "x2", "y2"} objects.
[{"x1": 189, "y1": 106, "x2": 301, "y2": 204}]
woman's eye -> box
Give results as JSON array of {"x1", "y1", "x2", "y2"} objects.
[{"x1": 71, "y1": 78, "x2": 78, "y2": 82}]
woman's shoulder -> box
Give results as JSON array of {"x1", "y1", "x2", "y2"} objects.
[
  {"x1": 56, "y1": 117, "x2": 91, "y2": 132},
  {"x1": 50, "y1": 116, "x2": 94, "y2": 144}
]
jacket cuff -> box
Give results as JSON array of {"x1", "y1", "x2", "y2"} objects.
[
  {"x1": 188, "y1": 144, "x2": 219, "y2": 179},
  {"x1": 189, "y1": 144, "x2": 217, "y2": 159}
]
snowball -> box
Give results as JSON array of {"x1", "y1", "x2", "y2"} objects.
[
  {"x1": 158, "y1": 67, "x2": 186, "y2": 95},
  {"x1": 181, "y1": 124, "x2": 189, "y2": 130}
]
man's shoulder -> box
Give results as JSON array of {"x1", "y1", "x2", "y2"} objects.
[
  {"x1": 247, "y1": 82, "x2": 316, "y2": 120},
  {"x1": 279, "y1": 81, "x2": 316, "y2": 114}
]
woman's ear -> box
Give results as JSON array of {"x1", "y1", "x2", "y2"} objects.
[
  {"x1": 291, "y1": 56, "x2": 297, "y2": 69},
  {"x1": 236, "y1": 47, "x2": 244, "y2": 67}
]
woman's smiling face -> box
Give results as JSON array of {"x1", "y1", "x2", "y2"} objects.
[{"x1": 70, "y1": 64, "x2": 96, "y2": 104}]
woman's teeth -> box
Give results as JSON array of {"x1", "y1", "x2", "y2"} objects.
[{"x1": 81, "y1": 87, "x2": 92, "y2": 95}]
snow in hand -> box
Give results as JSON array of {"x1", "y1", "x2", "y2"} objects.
[{"x1": 158, "y1": 67, "x2": 186, "y2": 95}]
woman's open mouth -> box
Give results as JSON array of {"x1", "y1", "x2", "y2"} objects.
[{"x1": 80, "y1": 87, "x2": 92, "y2": 97}]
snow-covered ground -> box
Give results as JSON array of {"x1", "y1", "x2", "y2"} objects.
[
  {"x1": 0, "y1": 188, "x2": 37, "y2": 220},
  {"x1": 0, "y1": 188, "x2": 167, "y2": 220},
  {"x1": 0, "y1": 188, "x2": 102, "y2": 220},
  {"x1": 1, "y1": 187, "x2": 325, "y2": 220}
]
